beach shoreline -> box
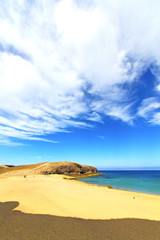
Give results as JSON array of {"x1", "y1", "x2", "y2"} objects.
[
  {"x1": 77, "y1": 178, "x2": 160, "y2": 197},
  {"x1": 0, "y1": 174, "x2": 160, "y2": 240},
  {"x1": 0, "y1": 174, "x2": 160, "y2": 220},
  {"x1": 77, "y1": 170, "x2": 160, "y2": 196},
  {"x1": 64, "y1": 174, "x2": 160, "y2": 198}
]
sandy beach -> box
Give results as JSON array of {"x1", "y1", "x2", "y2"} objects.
[{"x1": 0, "y1": 174, "x2": 160, "y2": 239}]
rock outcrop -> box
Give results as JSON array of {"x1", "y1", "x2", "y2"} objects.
[
  {"x1": 0, "y1": 161, "x2": 97, "y2": 176},
  {"x1": 40, "y1": 162, "x2": 97, "y2": 175}
]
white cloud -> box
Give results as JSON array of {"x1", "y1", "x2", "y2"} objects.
[
  {"x1": 137, "y1": 97, "x2": 160, "y2": 125},
  {"x1": 86, "y1": 112, "x2": 102, "y2": 122},
  {"x1": 137, "y1": 98, "x2": 160, "y2": 118},
  {"x1": 0, "y1": 137, "x2": 23, "y2": 146},
  {"x1": 150, "y1": 112, "x2": 160, "y2": 125},
  {"x1": 0, "y1": 0, "x2": 160, "y2": 144}
]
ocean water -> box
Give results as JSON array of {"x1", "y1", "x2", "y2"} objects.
[{"x1": 79, "y1": 170, "x2": 160, "y2": 195}]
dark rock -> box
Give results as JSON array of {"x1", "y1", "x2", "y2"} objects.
[
  {"x1": 40, "y1": 162, "x2": 97, "y2": 176},
  {"x1": 107, "y1": 185, "x2": 112, "y2": 189}
]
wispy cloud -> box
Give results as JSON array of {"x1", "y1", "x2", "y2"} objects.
[
  {"x1": 138, "y1": 97, "x2": 160, "y2": 124},
  {"x1": 0, "y1": 0, "x2": 160, "y2": 144},
  {"x1": 0, "y1": 137, "x2": 23, "y2": 146},
  {"x1": 138, "y1": 97, "x2": 160, "y2": 118}
]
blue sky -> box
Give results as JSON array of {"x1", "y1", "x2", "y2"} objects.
[{"x1": 0, "y1": 0, "x2": 160, "y2": 169}]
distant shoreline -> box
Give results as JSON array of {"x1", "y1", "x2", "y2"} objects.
[{"x1": 78, "y1": 169, "x2": 160, "y2": 196}]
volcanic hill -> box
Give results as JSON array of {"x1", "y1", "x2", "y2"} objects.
[{"x1": 0, "y1": 162, "x2": 97, "y2": 177}]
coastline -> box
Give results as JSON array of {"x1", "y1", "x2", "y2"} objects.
[
  {"x1": 77, "y1": 170, "x2": 160, "y2": 196},
  {"x1": 77, "y1": 178, "x2": 160, "y2": 197},
  {"x1": 0, "y1": 174, "x2": 160, "y2": 240},
  {"x1": 71, "y1": 175, "x2": 160, "y2": 200},
  {"x1": 0, "y1": 174, "x2": 160, "y2": 220}
]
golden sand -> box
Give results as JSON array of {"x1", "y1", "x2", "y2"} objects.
[
  {"x1": 0, "y1": 174, "x2": 160, "y2": 240},
  {"x1": 0, "y1": 174, "x2": 160, "y2": 220}
]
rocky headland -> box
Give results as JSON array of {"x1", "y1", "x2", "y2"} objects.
[{"x1": 0, "y1": 161, "x2": 98, "y2": 177}]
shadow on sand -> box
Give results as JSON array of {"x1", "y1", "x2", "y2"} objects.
[{"x1": 0, "y1": 201, "x2": 159, "y2": 240}]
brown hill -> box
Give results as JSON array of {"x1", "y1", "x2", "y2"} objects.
[
  {"x1": 0, "y1": 162, "x2": 97, "y2": 176},
  {"x1": 0, "y1": 165, "x2": 9, "y2": 169}
]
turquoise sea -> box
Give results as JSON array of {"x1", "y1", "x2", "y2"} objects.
[{"x1": 79, "y1": 170, "x2": 160, "y2": 195}]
